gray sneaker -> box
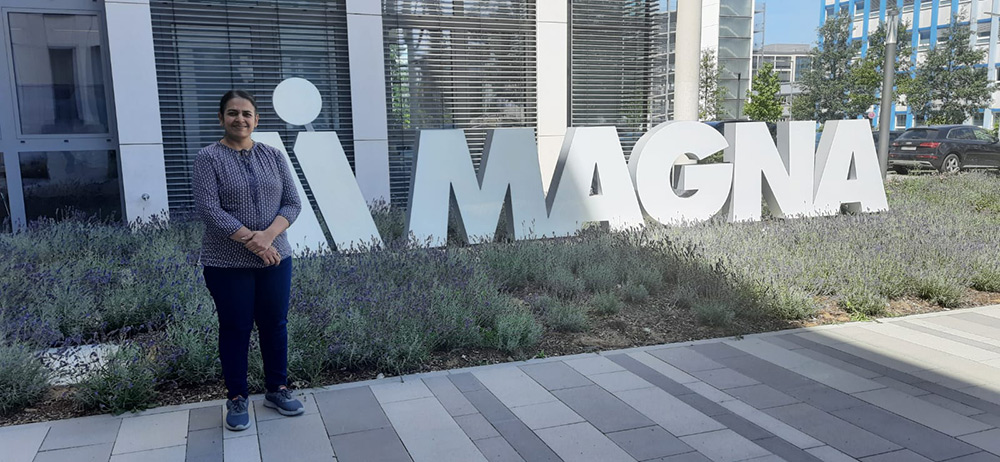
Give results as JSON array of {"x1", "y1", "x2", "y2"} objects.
[
  {"x1": 264, "y1": 388, "x2": 304, "y2": 416},
  {"x1": 225, "y1": 396, "x2": 251, "y2": 431}
]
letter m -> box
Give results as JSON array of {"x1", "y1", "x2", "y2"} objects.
[{"x1": 406, "y1": 129, "x2": 549, "y2": 247}]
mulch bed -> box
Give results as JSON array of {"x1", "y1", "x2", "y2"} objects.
[{"x1": 4, "y1": 289, "x2": 999, "y2": 427}]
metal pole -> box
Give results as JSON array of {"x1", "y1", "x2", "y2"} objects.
[
  {"x1": 674, "y1": 0, "x2": 705, "y2": 121},
  {"x1": 877, "y1": 12, "x2": 898, "y2": 180},
  {"x1": 737, "y1": 72, "x2": 743, "y2": 118}
]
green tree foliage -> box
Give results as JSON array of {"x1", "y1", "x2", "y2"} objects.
[
  {"x1": 699, "y1": 48, "x2": 729, "y2": 120},
  {"x1": 744, "y1": 62, "x2": 784, "y2": 123},
  {"x1": 901, "y1": 19, "x2": 992, "y2": 125},
  {"x1": 791, "y1": 13, "x2": 878, "y2": 123},
  {"x1": 862, "y1": 18, "x2": 914, "y2": 101}
]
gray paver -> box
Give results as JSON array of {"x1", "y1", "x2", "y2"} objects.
[
  {"x1": 726, "y1": 384, "x2": 799, "y2": 409},
  {"x1": 690, "y1": 368, "x2": 759, "y2": 390},
  {"x1": 41, "y1": 416, "x2": 120, "y2": 451},
  {"x1": 519, "y1": 361, "x2": 593, "y2": 390},
  {"x1": 610, "y1": 353, "x2": 697, "y2": 395},
  {"x1": 679, "y1": 429, "x2": 769, "y2": 462},
  {"x1": 753, "y1": 437, "x2": 824, "y2": 462},
  {"x1": 853, "y1": 388, "x2": 991, "y2": 437},
  {"x1": 615, "y1": 386, "x2": 725, "y2": 436},
  {"x1": 565, "y1": 356, "x2": 627, "y2": 376},
  {"x1": 329, "y1": 426, "x2": 412, "y2": 462},
  {"x1": 920, "y1": 393, "x2": 985, "y2": 416},
  {"x1": 607, "y1": 426, "x2": 693, "y2": 460},
  {"x1": 424, "y1": 376, "x2": 478, "y2": 417},
  {"x1": 859, "y1": 449, "x2": 933, "y2": 462},
  {"x1": 315, "y1": 386, "x2": 391, "y2": 436},
  {"x1": 535, "y1": 422, "x2": 634, "y2": 462},
  {"x1": 112, "y1": 411, "x2": 188, "y2": 455},
  {"x1": 831, "y1": 403, "x2": 980, "y2": 461},
  {"x1": 188, "y1": 405, "x2": 222, "y2": 431},
  {"x1": 257, "y1": 413, "x2": 335, "y2": 462},
  {"x1": 805, "y1": 446, "x2": 857, "y2": 462},
  {"x1": 589, "y1": 370, "x2": 655, "y2": 392},
  {"x1": 712, "y1": 412, "x2": 773, "y2": 441},
  {"x1": 870, "y1": 375, "x2": 932, "y2": 396},
  {"x1": 784, "y1": 383, "x2": 865, "y2": 412},
  {"x1": 254, "y1": 392, "x2": 320, "y2": 421},
  {"x1": 456, "y1": 413, "x2": 501, "y2": 440},
  {"x1": 186, "y1": 427, "x2": 223, "y2": 462},
  {"x1": 451, "y1": 372, "x2": 487, "y2": 392},
  {"x1": 371, "y1": 379, "x2": 435, "y2": 404},
  {"x1": 647, "y1": 347, "x2": 724, "y2": 373},
  {"x1": 108, "y1": 445, "x2": 185, "y2": 462},
  {"x1": 764, "y1": 403, "x2": 900, "y2": 458},
  {"x1": 960, "y1": 429, "x2": 1000, "y2": 457},
  {"x1": 464, "y1": 389, "x2": 519, "y2": 424},
  {"x1": 718, "y1": 399, "x2": 822, "y2": 449},
  {"x1": 510, "y1": 400, "x2": 584, "y2": 430},
  {"x1": 947, "y1": 452, "x2": 1000, "y2": 462},
  {"x1": 382, "y1": 396, "x2": 487, "y2": 462},
  {"x1": 553, "y1": 385, "x2": 655, "y2": 433},
  {"x1": 0, "y1": 423, "x2": 49, "y2": 462},
  {"x1": 689, "y1": 342, "x2": 754, "y2": 359},
  {"x1": 475, "y1": 367, "x2": 557, "y2": 408},
  {"x1": 492, "y1": 419, "x2": 562, "y2": 462},
  {"x1": 648, "y1": 453, "x2": 713, "y2": 462},
  {"x1": 32, "y1": 442, "x2": 113, "y2": 462},
  {"x1": 224, "y1": 435, "x2": 262, "y2": 462},
  {"x1": 474, "y1": 436, "x2": 526, "y2": 462}
]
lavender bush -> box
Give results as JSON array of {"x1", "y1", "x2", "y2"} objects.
[
  {"x1": 0, "y1": 343, "x2": 49, "y2": 416},
  {"x1": 2, "y1": 172, "x2": 998, "y2": 414}
]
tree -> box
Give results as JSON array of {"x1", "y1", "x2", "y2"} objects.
[
  {"x1": 744, "y1": 62, "x2": 784, "y2": 122},
  {"x1": 791, "y1": 13, "x2": 878, "y2": 123},
  {"x1": 699, "y1": 49, "x2": 729, "y2": 120},
  {"x1": 901, "y1": 19, "x2": 992, "y2": 125},
  {"x1": 862, "y1": 17, "x2": 913, "y2": 102}
]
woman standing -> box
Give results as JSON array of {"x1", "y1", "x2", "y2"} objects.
[{"x1": 193, "y1": 90, "x2": 304, "y2": 431}]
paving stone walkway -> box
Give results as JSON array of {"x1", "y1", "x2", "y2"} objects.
[{"x1": 8, "y1": 305, "x2": 1000, "y2": 462}]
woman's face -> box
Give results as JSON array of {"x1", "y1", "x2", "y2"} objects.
[{"x1": 219, "y1": 97, "x2": 259, "y2": 141}]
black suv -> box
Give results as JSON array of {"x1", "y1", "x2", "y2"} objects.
[{"x1": 888, "y1": 125, "x2": 1000, "y2": 174}]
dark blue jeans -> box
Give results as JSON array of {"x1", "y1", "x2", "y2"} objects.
[{"x1": 203, "y1": 257, "x2": 292, "y2": 399}]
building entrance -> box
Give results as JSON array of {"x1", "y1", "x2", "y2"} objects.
[{"x1": 0, "y1": 0, "x2": 119, "y2": 231}]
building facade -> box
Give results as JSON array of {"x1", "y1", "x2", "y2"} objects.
[
  {"x1": 661, "y1": 0, "x2": 756, "y2": 120},
  {"x1": 752, "y1": 44, "x2": 812, "y2": 119},
  {"x1": 821, "y1": 0, "x2": 1000, "y2": 129},
  {"x1": 0, "y1": 0, "x2": 677, "y2": 229}
]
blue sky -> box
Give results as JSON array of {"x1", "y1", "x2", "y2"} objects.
[
  {"x1": 660, "y1": 0, "x2": 821, "y2": 46},
  {"x1": 761, "y1": 0, "x2": 821, "y2": 45}
]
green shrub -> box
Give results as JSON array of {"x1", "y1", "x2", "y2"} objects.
[
  {"x1": 159, "y1": 305, "x2": 220, "y2": 386},
  {"x1": 74, "y1": 343, "x2": 158, "y2": 414},
  {"x1": 972, "y1": 267, "x2": 1000, "y2": 293},
  {"x1": 914, "y1": 277, "x2": 964, "y2": 308},
  {"x1": 544, "y1": 268, "x2": 586, "y2": 299},
  {"x1": 533, "y1": 296, "x2": 588, "y2": 332},
  {"x1": 838, "y1": 289, "x2": 888, "y2": 317},
  {"x1": 621, "y1": 283, "x2": 650, "y2": 303},
  {"x1": 578, "y1": 264, "x2": 619, "y2": 293},
  {"x1": 489, "y1": 307, "x2": 542, "y2": 353},
  {"x1": 591, "y1": 292, "x2": 625, "y2": 315},
  {"x1": 691, "y1": 299, "x2": 735, "y2": 327},
  {"x1": 0, "y1": 343, "x2": 49, "y2": 416}
]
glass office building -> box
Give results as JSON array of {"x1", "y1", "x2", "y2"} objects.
[{"x1": 0, "y1": 0, "x2": 678, "y2": 228}]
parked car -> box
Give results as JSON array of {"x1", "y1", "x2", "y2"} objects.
[
  {"x1": 888, "y1": 125, "x2": 1000, "y2": 174},
  {"x1": 872, "y1": 129, "x2": 904, "y2": 146}
]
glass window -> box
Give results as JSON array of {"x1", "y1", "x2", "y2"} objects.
[
  {"x1": 0, "y1": 154, "x2": 8, "y2": 232},
  {"x1": 973, "y1": 128, "x2": 995, "y2": 141},
  {"x1": 899, "y1": 128, "x2": 939, "y2": 139},
  {"x1": 947, "y1": 128, "x2": 974, "y2": 139},
  {"x1": 19, "y1": 150, "x2": 120, "y2": 222},
  {"x1": 895, "y1": 114, "x2": 907, "y2": 129},
  {"x1": 8, "y1": 13, "x2": 109, "y2": 135}
]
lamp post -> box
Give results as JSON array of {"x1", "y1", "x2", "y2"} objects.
[
  {"x1": 737, "y1": 72, "x2": 743, "y2": 118},
  {"x1": 877, "y1": 11, "x2": 898, "y2": 180}
]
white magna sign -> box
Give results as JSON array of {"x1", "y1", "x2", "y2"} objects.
[{"x1": 260, "y1": 78, "x2": 888, "y2": 252}]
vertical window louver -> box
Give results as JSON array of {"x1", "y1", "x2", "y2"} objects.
[
  {"x1": 150, "y1": 0, "x2": 353, "y2": 213},
  {"x1": 570, "y1": 0, "x2": 658, "y2": 159},
  {"x1": 383, "y1": 0, "x2": 538, "y2": 206}
]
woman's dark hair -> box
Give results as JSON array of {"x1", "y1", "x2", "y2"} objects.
[{"x1": 219, "y1": 90, "x2": 258, "y2": 114}]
